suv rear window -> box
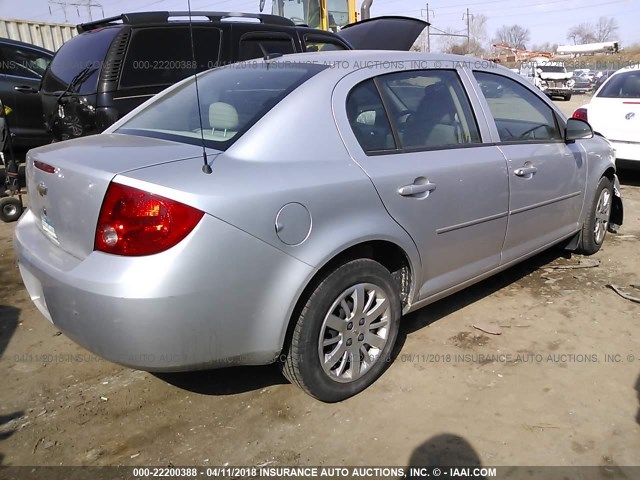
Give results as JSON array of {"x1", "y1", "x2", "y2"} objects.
[
  {"x1": 116, "y1": 62, "x2": 326, "y2": 150},
  {"x1": 119, "y1": 27, "x2": 222, "y2": 89},
  {"x1": 42, "y1": 27, "x2": 120, "y2": 93}
]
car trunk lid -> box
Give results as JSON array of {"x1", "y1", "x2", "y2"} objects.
[
  {"x1": 26, "y1": 133, "x2": 206, "y2": 260},
  {"x1": 337, "y1": 16, "x2": 428, "y2": 51}
]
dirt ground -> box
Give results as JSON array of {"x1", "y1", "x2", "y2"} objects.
[{"x1": 1, "y1": 97, "x2": 639, "y2": 470}]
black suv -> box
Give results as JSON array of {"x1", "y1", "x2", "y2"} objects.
[
  {"x1": 41, "y1": 11, "x2": 426, "y2": 141},
  {"x1": 43, "y1": 12, "x2": 352, "y2": 141},
  {"x1": 0, "y1": 38, "x2": 53, "y2": 149}
]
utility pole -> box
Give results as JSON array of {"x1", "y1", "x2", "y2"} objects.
[
  {"x1": 462, "y1": 8, "x2": 473, "y2": 54},
  {"x1": 420, "y1": 3, "x2": 435, "y2": 52},
  {"x1": 48, "y1": 0, "x2": 104, "y2": 22}
]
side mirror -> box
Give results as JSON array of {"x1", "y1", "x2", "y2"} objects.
[{"x1": 565, "y1": 118, "x2": 593, "y2": 142}]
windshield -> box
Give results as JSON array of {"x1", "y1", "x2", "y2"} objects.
[
  {"x1": 538, "y1": 66, "x2": 566, "y2": 73},
  {"x1": 597, "y1": 70, "x2": 640, "y2": 98},
  {"x1": 116, "y1": 62, "x2": 326, "y2": 150}
]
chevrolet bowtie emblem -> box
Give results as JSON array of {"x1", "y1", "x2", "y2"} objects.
[{"x1": 36, "y1": 182, "x2": 48, "y2": 196}]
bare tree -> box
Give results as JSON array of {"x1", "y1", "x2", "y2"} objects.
[
  {"x1": 437, "y1": 26, "x2": 462, "y2": 53},
  {"x1": 567, "y1": 17, "x2": 617, "y2": 45},
  {"x1": 493, "y1": 24, "x2": 530, "y2": 50},
  {"x1": 567, "y1": 23, "x2": 595, "y2": 44},
  {"x1": 530, "y1": 42, "x2": 558, "y2": 54},
  {"x1": 469, "y1": 14, "x2": 488, "y2": 56},
  {"x1": 594, "y1": 16, "x2": 618, "y2": 42}
]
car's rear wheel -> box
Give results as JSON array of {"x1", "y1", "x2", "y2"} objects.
[
  {"x1": 578, "y1": 176, "x2": 613, "y2": 255},
  {"x1": 563, "y1": 94, "x2": 572, "y2": 101},
  {"x1": 281, "y1": 258, "x2": 401, "y2": 402},
  {"x1": 0, "y1": 197, "x2": 23, "y2": 223}
]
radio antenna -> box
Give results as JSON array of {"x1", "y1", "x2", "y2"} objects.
[{"x1": 187, "y1": 0, "x2": 212, "y2": 174}]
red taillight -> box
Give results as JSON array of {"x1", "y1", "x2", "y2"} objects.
[
  {"x1": 95, "y1": 183, "x2": 204, "y2": 256},
  {"x1": 572, "y1": 108, "x2": 588, "y2": 122},
  {"x1": 34, "y1": 160, "x2": 56, "y2": 174}
]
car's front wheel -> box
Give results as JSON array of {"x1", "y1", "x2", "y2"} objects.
[
  {"x1": 578, "y1": 176, "x2": 613, "y2": 255},
  {"x1": 281, "y1": 258, "x2": 401, "y2": 402}
]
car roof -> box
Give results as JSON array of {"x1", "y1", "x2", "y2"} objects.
[
  {"x1": 0, "y1": 37, "x2": 54, "y2": 55},
  {"x1": 266, "y1": 50, "x2": 512, "y2": 79},
  {"x1": 612, "y1": 64, "x2": 640, "y2": 76}
]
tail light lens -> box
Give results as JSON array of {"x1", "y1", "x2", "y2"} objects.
[
  {"x1": 95, "y1": 183, "x2": 204, "y2": 256},
  {"x1": 572, "y1": 108, "x2": 588, "y2": 122}
]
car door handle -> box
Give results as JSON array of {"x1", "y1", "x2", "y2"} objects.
[
  {"x1": 14, "y1": 85, "x2": 37, "y2": 94},
  {"x1": 514, "y1": 166, "x2": 538, "y2": 177},
  {"x1": 398, "y1": 182, "x2": 437, "y2": 196}
]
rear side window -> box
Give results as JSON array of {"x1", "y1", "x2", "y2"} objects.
[
  {"x1": 42, "y1": 28, "x2": 119, "y2": 93},
  {"x1": 120, "y1": 27, "x2": 222, "y2": 89},
  {"x1": 0, "y1": 45, "x2": 51, "y2": 79},
  {"x1": 473, "y1": 71, "x2": 562, "y2": 142},
  {"x1": 379, "y1": 70, "x2": 481, "y2": 150},
  {"x1": 597, "y1": 70, "x2": 640, "y2": 98},
  {"x1": 346, "y1": 80, "x2": 396, "y2": 153},
  {"x1": 117, "y1": 63, "x2": 326, "y2": 150},
  {"x1": 238, "y1": 34, "x2": 296, "y2": 61}
]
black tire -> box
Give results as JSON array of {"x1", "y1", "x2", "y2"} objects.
[
  {"x1": 0, "y1": 197, "x2": 22, "y2": 223},
  {"x1": 281, "y1": 258, "x2": 401, "y2": 402},
  {"x1": 577, "y1": 176, "x2": 613, "y2": 255},
  {"x1": 564, "y1": 94, "x2": 572, "y2": 101}
]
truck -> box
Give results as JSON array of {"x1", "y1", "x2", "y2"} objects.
[{"x1": 520, "y1": 59, "x2": 574, "y2": 101}]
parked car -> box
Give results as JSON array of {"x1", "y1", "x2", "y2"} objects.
[
  {"x1": 573, "y1": 64, "x2": 640, "y2": 168},
  {"x1": 16, "y1": 51, "x2": 623, "y2": 402},
  {"x1": 40, "y1": 11, "x2": 426, "y2": 142},
  {"x1": 0, "y1": 38, "x2": 53, "y2": 150},
  {"x1": 572, "y1": 74, "x2": 593, "y2": 94},
  {"x1": 593, "y1": 69, "x2": 617, "y2": 91}
]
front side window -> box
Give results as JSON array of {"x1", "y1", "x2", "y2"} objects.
[
  {"x1": 473, "y1": 71, "x2": 562, "y2": 142},
  {"x1": 304, "y1": 35, "x2": 348, "y2": 52},
  {"x1": 117, "y1": 63, "x2": 326, "y2": 150},
  {"x1": 238, "y1": 35, "x2": 296, "y2": 61},
  {"x1": 0, "y1": 45, "x2": 51, "y2": 79}
]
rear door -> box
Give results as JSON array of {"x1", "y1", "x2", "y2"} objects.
[
  {"x1": 0, "y1": 43, "x2": 52, "y2": 148},
  {"x1": 334, "y1": 63, "x2": 509, "y2": 300},
  {"x1": 471, "y1": 70, "x2": 586, "y2": 264}
]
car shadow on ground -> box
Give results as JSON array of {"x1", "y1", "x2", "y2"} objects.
[
  {"x1": 617, "y1": 165, "x2": 640, "y2": 187},
  {"x1": 159, "y1": 248, "x2": 570, "y2": 397},
  {"x1": 155, "y1": 364, "x2": 287, "y2": 396},
  {"x1": 404, "y1": 433, "x2": 485, "y2": 479},
  {"x1": 0, "y1": 306, "x2": 22, "y2": 465},
  {"x1": 393, "y1": 247, "x2": 569, "y2": 354},
  {"x1": 635, "y1": 374, "x2": 640, "y2": 426},
  {"x1": 0, "y1": 305, "x2": 19, "y2": 361}
]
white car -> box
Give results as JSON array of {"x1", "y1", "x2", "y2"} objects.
[{"x1": 573, "y1": 64, "x2": 640, "y2": 166}]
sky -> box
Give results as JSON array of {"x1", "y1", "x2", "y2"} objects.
[{"x1": 0, "y1": 0, "x2": 639, "y2": 49}]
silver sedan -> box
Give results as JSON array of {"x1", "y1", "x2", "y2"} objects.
[{"x1": 14, "y1": 51, "x2": 623, "y2": 402}]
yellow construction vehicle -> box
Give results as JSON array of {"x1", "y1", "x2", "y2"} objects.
[{"x1": 261, "y1": 0, "x2": 363, "y2": 32}]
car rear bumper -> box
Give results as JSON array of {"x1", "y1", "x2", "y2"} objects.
[
  {"x1": 14, "y1": 209, "x2": 314, "y2": 371},
  {"x1": 611, "y1": 140, "x2": 640, "y2": 162}
]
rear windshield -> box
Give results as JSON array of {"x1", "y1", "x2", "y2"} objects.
[
  {"x1": 42, "y1": 27, "x2": 120, "y2": 94},
  {"x1": 116, "y1": 62, "x2": 326, "y2": 150},
  {"x1": 597, "y1": 70, "x2": 640, "y2": 98}
]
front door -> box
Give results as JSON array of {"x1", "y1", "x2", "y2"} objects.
[{"x1": 472, "y1": 71, "x2": 586, "y2": 264}]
